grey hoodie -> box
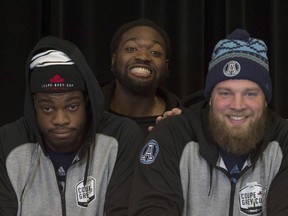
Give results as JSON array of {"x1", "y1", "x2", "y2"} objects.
[{"x1": 0, "y1": 36, "x2": 144, "y2": 216}]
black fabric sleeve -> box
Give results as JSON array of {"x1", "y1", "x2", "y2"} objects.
[
  {"x1": 104, "y1": 119, "x2": 145, "y2": 216},
  {"x1": 266, "y1": 146, "x2": 288, "y2": 215},
  {"x1": 0, "y1": 159, "x2": 18, "y2": 215},
  {"x1": 266, "y1": 120, "x2": 288, "y2": 216},
  {"x1": 128, "y1": 118, "x2": 185, "y2": 216},
  {"x1": 0, "y1": 124, "x2": 20, "y2": 215}
]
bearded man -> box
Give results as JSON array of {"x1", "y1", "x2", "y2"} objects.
[
  {"x1": 102, "y1": 19, "x2": 181, "y2": 137},
  {"x1": 128, "y1": 29, "x2": 288, "y2": 216}
]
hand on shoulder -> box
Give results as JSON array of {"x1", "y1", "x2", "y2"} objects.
[{"x1": 148, "y1": 108, "x2": 182, "y2": 132}]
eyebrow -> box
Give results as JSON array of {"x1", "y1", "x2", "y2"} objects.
[
  {"x1": 36, "y1": 95, "x2": 83, "y2": 103},
  {"x1": 217, "y1": 87, "x2": 261, "y2": 92},
  {"x1": 123, "y1": 37, "x2": 165, "y2": 49}
]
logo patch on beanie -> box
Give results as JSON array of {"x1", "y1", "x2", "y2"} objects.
[
  {"x1": 38, "y1": 73, "x2": 75, "y2": 92},
  {"x1": 50, "y1": 74, "x2": 64, "y2": 83},
  {"x1": 223, "y1": 60, "x2": 241, "y2": 77}
]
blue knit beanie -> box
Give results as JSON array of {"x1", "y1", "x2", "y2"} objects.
[{"x1": 204, "y1": 29, "x2": 272, "y2": 102}]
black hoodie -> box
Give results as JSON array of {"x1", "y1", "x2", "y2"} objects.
[
  {"x1": 24, "y1": 36, "x2": 105, "y2": 150},
  {"x1": 0, "y1": 36, "x2": 144, "y2": 216}
]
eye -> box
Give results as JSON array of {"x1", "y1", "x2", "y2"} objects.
[
  {"x1": 219, "y1": 90, "x2": 231, "y2": 97},
  {"x1": 43, "y1": 106, "x2": 54, "y2": 113},
  {"x1": 244, "y1": 92, "x2": 257, "y2": 97},
  {"x1": 125, "y1": 47, "x2": 137, "y2": 52},
  {"x1": 68, "y1": 104, "x2": 78, "y2": 111},
  {"x1": 150, "y1": 50, "x2": 162, "y2": 57}
]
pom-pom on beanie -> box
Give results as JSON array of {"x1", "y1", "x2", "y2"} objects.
[{"x1": 204, "y1": 29, "x2": 272, "y2": 102}]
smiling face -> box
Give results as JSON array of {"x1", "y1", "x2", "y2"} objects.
[
  {"x1": 209, "y1": 79, "x2": 267, "y2": 155},
  {"x1": 34, "y1": 90, "x2": 87, "y2": 153},
  {"x1": 111, "y1": 26, "x2": 168, "y2": 96}
]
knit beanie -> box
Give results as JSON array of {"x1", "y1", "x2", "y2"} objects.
[
  {"x1": 204, "y1": 29, "x2": 272, "y2": 102},
  {"x1": 30, "y1": 49, "x2": 86, "y2": 93},
  {"x1": 110, "y1": 19, "x2": 171, "y2": 59}
]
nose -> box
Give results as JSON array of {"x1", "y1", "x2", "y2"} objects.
[
  {"x1": 135, "y1": 49, "x2": 151, "y2": 62},
  {"x1": 230, "y1": 94, "x2": 246, "y2": 111},
  {"x1": 52, "y1": 110, "x2": 69, "y2": 126}
]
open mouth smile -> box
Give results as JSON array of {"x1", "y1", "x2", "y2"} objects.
[{"x1": 130, "y1": 66, "x2": 152, "y2": 77}]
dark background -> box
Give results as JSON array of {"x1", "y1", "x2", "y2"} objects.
[{"x1": 1, "y1": 0, "x2": 288, "y2": 126}]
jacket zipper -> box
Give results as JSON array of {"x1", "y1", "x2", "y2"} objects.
[
  {"x1": 50, "y1": 158, "x2": 67, "y2": 216},
  {"x1": 229, "y1": 183, "x2": 236, "y2": 216},
  {"x1": 61, "y1": 190, "x2": 67, "y2": 216}
]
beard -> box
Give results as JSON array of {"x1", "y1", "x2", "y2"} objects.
[
  {"x1": 209, "y1": 108, "x2": 267, "y2": 155},
  {"x1": 111, "y1": 63, "x2": 161, "y2": 96}
]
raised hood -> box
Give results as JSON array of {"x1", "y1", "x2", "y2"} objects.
[{"x1": 24, "y1": 36, "x2": 105, "y2": 149}]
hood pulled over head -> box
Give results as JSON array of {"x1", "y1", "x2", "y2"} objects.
[{"x1": 24, "y1": 36, "x2": 105, "y2": 145}]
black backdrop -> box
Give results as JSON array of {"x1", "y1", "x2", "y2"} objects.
[{"x1": 1, "y1": 0, "x2": 288, "y2": 126}]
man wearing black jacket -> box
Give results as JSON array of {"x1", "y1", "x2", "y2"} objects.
[{"x1": 102, "y1": 19, "x2": 181, "y2": 137}]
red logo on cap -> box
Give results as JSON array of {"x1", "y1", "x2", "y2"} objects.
[{"x1": 50, "y1": 74, "x2": 64, "y2": 83}]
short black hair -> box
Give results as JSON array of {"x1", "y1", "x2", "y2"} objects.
[{"x1": 110, "y1": 19, "x2": 171, "y2": 59}]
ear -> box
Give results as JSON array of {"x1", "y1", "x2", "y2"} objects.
[{"x1": 209, "y1": 98, "x2": 212, "y2": 106}]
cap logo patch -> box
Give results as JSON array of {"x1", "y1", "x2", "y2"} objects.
[
  {"x1": 39, "y1": 74, "x2": 74, "y2": 91},
  {"x1": 223, "y1": 60, "x2": 241, "y2": 77},
  {"x1": 50, "y1": 74, "x2": 64, "y2": 83},
  {"x1": 140, "y1": 140, "x2": 159, "y2": 165},
  {"x1": 239, "y1": 181, "x2": 266, "y2": 215}
]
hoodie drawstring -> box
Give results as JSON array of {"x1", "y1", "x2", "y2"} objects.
[
  {"x1": 83, "y1": 147, "x2": 91, "y2": 186},
  {"x1": 208, "y1": 164, "x2": 213, "y2": 196}
]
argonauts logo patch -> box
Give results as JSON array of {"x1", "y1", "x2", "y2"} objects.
[
  {"x1": 223, "y1": 60, "x2": 241, "y2": 77},
  {"x1": 239, "y1": 181, "x2": 266, "y2": 215},
  {"x1": 140, "y1": 140, "x2": 159, "y2": 164}
]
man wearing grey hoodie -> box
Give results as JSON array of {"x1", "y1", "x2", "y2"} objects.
[{"x1": 0, "y1": 36, "x2": 143, "y2": 216}]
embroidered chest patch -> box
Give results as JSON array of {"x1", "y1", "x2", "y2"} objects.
[
  {"x1": 140, "y1": 140, "x2": 159, "y2": 164},
  {"x1": 239, "y1": 181, "x2": 267, "y2": 215},
  {"x1": 75, "y1": 176, "x2": 96, "y2": 208}
]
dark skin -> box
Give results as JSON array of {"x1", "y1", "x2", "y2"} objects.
[
  {"x1": 33, "y1": 90, "x2": 87, "y2": 153},
  {"x1": 111, "y1": 26, "x2": 168, "y2": 117}
]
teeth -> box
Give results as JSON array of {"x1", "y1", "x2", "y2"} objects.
[
  {"x1": 229, "y1": 115, "x2": 245, "y2": 120},
  {"x1": 130, "y1": 67, "x2": 151, "y2": 74}
]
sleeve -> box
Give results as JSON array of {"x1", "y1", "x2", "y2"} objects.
[
  {"x1": 128, "y1": 119, "x2": 184, "y2": 216},
  {"x1": 104, "y1": 120, "x2": 145, "y2": 216},
  {"x1": 0, "y1": 127, "x2": 18, "y2": 215},
  {"x1": 266, "y1": 143, "x2": 288, "y2": 215}
]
